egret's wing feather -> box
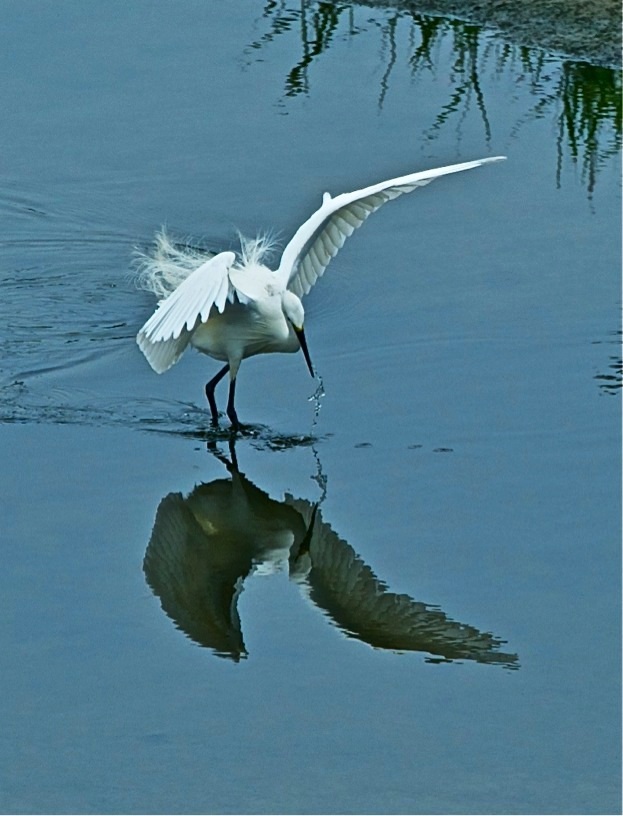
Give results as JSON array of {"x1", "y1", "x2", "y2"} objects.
[
  {"x1": 136, "y1": 251, "x2": 236, "y2": 374},
  {"x1": 137, "y1": 330, "x2": 192, "y2": 374},
  {"x1": 278, "y1": 157, "x2": 506, "y2": 297}
]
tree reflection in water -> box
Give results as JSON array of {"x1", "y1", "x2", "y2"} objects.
[
  {"x1": 143, "y1": 439, "x2": 519, "y2": 668},
  {"x1": 245, "y1": 1, "x2": 621, "y2": 196}
]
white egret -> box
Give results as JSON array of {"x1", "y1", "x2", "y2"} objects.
[{"x1": 137, "y1": 156, "x2": 505, "y2": 428}]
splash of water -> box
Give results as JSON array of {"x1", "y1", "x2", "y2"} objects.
[{"x1": 308, "y1": 372, "x2": 327, "y2": 503}]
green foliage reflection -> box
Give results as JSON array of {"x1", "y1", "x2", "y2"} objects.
[{"x1": 247, "y1": 1, "x2": 621, "y2": 196}]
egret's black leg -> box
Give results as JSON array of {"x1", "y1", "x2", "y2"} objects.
[
  {"x1": 226, "y1": 376, "x2": 240, "y2": 431},
  {"x1": 205, "y1": 364, "x2": 230, "y2": 425}
]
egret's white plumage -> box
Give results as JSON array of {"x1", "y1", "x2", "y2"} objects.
[{"x1": 137, "y1": 156, "x2": 505, "y2": 427}]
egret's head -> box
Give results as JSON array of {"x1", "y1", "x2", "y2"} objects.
[{"x1": 282, "y1": 291, "x2": 314, "y2": 378}]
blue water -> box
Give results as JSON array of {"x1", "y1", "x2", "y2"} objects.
[{"x1": 1, "y1": 2, "x2": 620, "y2": 814}]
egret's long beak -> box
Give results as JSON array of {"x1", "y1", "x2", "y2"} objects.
[{"x1": 295, "y1": 327, "x2": 315, "y2": 378}]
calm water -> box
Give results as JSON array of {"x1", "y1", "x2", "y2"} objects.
[{"x1": 1, "y1": 2, "x2": 621, "y2": 814}]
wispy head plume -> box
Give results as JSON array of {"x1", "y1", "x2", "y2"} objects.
[
  {"x1": 133, "y1": 228, "x2": 218, "y2": 300},
  {"x1": 238, "y1": 231, "x2": 280, "y2": 269},
  {"x1": 133, "y1": 228, "x2": 281, "y2": 301}
]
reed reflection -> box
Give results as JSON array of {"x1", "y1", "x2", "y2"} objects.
[
  {"x1": 246, "y1": 1, "x2": 620, "y2": 196},
  {"x1": 143, "y1": 441, "x2": 519, "y2": 668}
]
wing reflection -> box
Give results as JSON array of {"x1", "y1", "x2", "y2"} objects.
[
  {"x1": 144, "y1": 446, "x2": 518, "y2": 668},
  {"x1": 287, "y1": 498, "x2": 518, "y2": 667},
  {"x1": 143, "y1": 453, "x2": 307, "y2": 661}
]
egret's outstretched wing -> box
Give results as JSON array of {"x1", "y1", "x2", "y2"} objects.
[
  {"x1": 278, "y1": 156, "x2": 506, "y2": 298},
  {"x1": 137, "y1": 250, "x2": 236, "y2": 373}
]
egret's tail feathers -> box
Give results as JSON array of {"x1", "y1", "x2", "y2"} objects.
[
  {"x1": 137, "y1": 329, "x2": 192, "y2": 374},
  {"x1": 135, "y1": 229, "x2": 218, "y2": 301}
]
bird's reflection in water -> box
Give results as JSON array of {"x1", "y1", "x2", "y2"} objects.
[{"x1": 143, "y1": 441, "x2": 518, "y2": 669}]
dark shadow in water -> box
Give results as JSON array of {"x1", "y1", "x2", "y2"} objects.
[
  {"x1": 593, "y1": 330, "x2": 623, "y2": 396},
  {"x1": 150, "y1": 418, "x2": 324, "y2": 450},
  {"x1": 246, "y1": 1, "x2": 621, "y2": 196},
  {"x1": 143, "y1": 439, "x2": 519, "y2": 668}
]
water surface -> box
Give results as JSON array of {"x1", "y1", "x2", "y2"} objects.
[{"x1": 1, "y1": 2, "x2": 620, "y2": 814}]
